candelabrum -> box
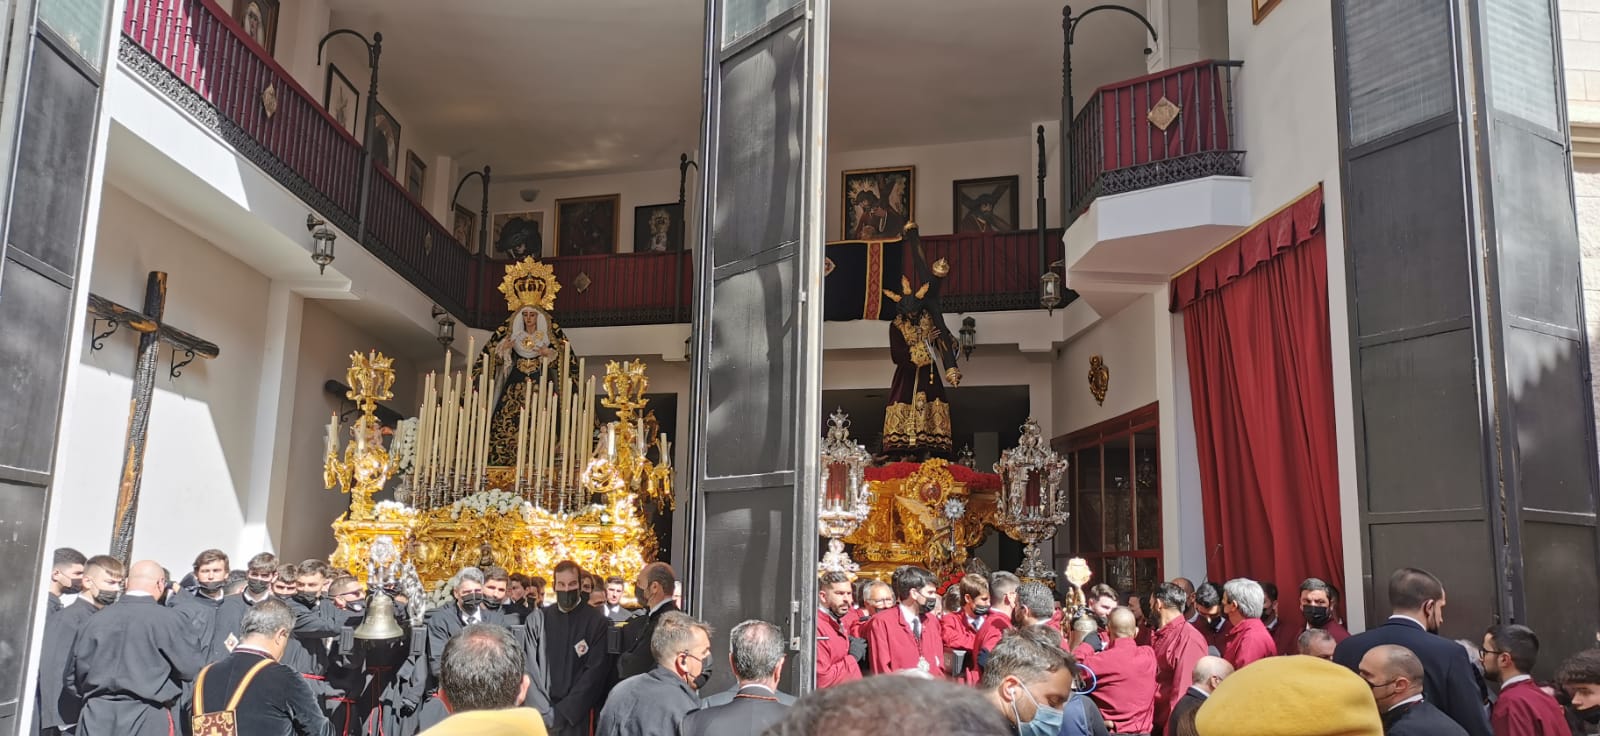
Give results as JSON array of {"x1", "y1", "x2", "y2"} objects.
[
  {"x1": 818, "y1": 409, "x2": 872, "y2": 574},
  {"x1": 993, "y1": 417, "x2": 1070, "y2": 580},
  {"x1": 325, "y1": 350, "x2": 397, "y2": 522},
  {"x1": 584, "y1": 360, "x2": 674, "y2": 509},
  {"x1": 366, "y1": 535, "x2": 426, "y2": 623}
]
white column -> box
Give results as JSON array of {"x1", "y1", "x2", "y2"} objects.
[
  {"x1": 1155, "y1": 287, "x2": 1207, "y2": 582},
  {"x1": 239, "y1": 281, "x2": 306, "y2": 559}
]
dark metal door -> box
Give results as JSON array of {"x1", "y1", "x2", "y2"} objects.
[{"x1": 687, "y1": 0, "x2": 828, "y2": 695}]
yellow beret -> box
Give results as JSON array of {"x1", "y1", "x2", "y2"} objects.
[{"x1": 1196, "y1": 655, "x2": 1383, "y2": 736}]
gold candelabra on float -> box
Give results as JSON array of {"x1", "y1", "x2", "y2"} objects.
[
  {"x1": 993, "y1": 417, "x2": 1071, "y2": 581},
  {"x1": 818, "y1": 409, "x2": 872, "y2": 574},
  {"x1": 584, "y1": 359, "x2": 674, "y2": 510},
  {"x1": 325, "y1": 350, "x2": 397, "y2": 522}
]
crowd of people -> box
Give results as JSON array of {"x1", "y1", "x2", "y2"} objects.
[{"x1": 30, "y1": 544, "x2": 1600, "y2": 736}]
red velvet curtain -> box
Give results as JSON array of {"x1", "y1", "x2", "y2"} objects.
[{"x1": 1177, "y1": 188, "x2": 1343, "y2": 631}]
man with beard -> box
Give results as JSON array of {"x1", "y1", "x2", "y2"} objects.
[
  {"x1": 1192, "y1": 582, "x2": 1228, "y2": 655},
  {"x1": 68, "y1": 561, "x2": 202, "y2": 736},
  {"x1": 210, "y1": 552, "x2": 279, "y2": 660},
  {"x1": 1077, "y1": 584, "x2": 1118, "y2": 657},
  {"x1": 616, "y1": 562, "x2": 679, "y2": 680},
  {"x1": 1278, "y1": 577, "x2": 1350, "y2": 655},
  {"x1": 815, "y1": 571, "x2": 864, "y2": 689},
  {"x1": 543, "y1": 561, "x2": 613, "y2": 735},
  {"x1": 171, "y1": 549, "x2": 230, "y2": 657},
  {"x1": 38, "y1": 555, "x2": 123, "y2": 735},
  {"x1": 46, "y1": 547, "x2": 86, "y2": 616},
  {"x1": 1149, "y1": 582, "x2": 1206, "y2": 735},
  {"x1": 1333, "y1": 568, "x2": 1490, "y2": 736},
  {"x1": 1481, "y1": 624, "x2": 1567, "y2": 736}
]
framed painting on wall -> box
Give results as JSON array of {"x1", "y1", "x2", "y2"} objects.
[
  {"x1": 453, "y1": 204, "x2": 478, "y2": 252},
  {"x1": 492, "y1": 211, "x2": 545, "y2": 260},
  {"x1": 952, "y1": 175, "x2": 1019, "y2": 234},
  {"x1": 369, "y1": 100, "x2": 401, "y2": 174},
  {"x1": 232, "y1": 0, "x2": 280, "y2": 55},
  {"x1": 633, "y1": 202, "x2": 685, "y2": 252},
  {"x1": 556, "y1": 195, "x2": 621, "y2": 256},
  {"x1": 842, "y1": 166, "x2": 914, "y2": 240},
  {"x1": 405, "y1": 151, "x2": 426, "y2": 199},
  {"x1": 323, "y1": 64, "x2": 360, "y2": 136}
]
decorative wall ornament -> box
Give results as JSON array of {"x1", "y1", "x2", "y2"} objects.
[
  {"x1": 260, "y1": 82, "x2": 278, "y2": 118},
  {"x1": 572, "y1": 272, "x2": 592, "y2": 294},
  {"x1": 1089, "y1": 355, "x2": 1110, "y2": 406},
  {"x1": 994, "y1": 418, "x2": 1071, "y2": 580},
  {"x1": 819, "y1": 409, "x2": 872, "y2": 574},
  {"x1": 1147, "y1": 96, "x2": 1180, "y2": 131}
]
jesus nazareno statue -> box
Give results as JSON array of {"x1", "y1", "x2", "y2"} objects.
[
  {"x1": 881, "y1": 224, "x2": 961, "y2": 458},
  {"x1": 474, "y1": 258, "x2": 582, "y2": 467}
]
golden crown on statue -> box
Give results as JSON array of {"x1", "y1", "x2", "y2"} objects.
[
  {"x1": 601, "y1": 359, "x2": 650, "y2": 416},
  {"x1": 499, "y1": 258, "x2": 561, "y2": 313},
  {"x1": 346, "y1": 350, "x2": 395, "y2": 413}
]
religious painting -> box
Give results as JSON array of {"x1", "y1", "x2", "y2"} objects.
[
  {"x1": 323, "y1": 64, "x2": 360, "y2": 136},
  {"x1": 842, "y1": 166, "x2": 914, "y2": 241},
  {"x1": 405, "y1": 151, "x2": 426, "y2": 199},
  {"x1": 952, "y1": 175, "x2": 1019, "y2": 234},
  {"x1": 369, "y1": 100, "x2": 401, "y2": 174},
  {"x1": 452, "y1": 204, "x2": 477, "y2": 252},
  {"x1": 492, "y1": 211, "x2": 545, "y2": 260},
  {"x1": 232, "y1": 0, "x2": 279, "y2": 55},
  {"x1": 1252, "y1": 0, "x2": 1281, "y2": 23},
  {"x1": 633, "y1": 202, "x2": 684, "y2": 252},
  {"x1": 556, "y1": 195, "x2": 621, "y2": 256}
]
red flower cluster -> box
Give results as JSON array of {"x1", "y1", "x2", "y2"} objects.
[{"x1": 935, "y1": 570, "x2": 965, "y2": 595}]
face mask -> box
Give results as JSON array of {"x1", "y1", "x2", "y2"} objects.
[
  {"x1": 634, "y1": 586, "x2": 649, "y2": 608},
  {"x1": 294, "y1": 591, "x2": 319, "y2": 606},
  {"x1": 684, "y1": 653, "x2": 712, "y2": 690},
  {"x1": 346, "y1": 600, "x2": 366, "y2": 614},
  {"x1": 275, "y1": 593, "x2": 296, "y2": 604},
  {"x1": 973, "y1": 604, "x2": 991, "y2": 616},
  {"x1": 1302, "y1": 605, "x2": 1331, "y2": 627},
  {"x1": 1207, "y1": 615, "x2": 1225, "y2": 632},
  {"x1": 919, "y1": 595, "x2": 937, "y2": 615},
  {"x1": 61, "y1": 577, "x2": 83, "y2": 595},
  {"x1": 1012, "y1": 684, "x2": 1063, "y2": 736},
  {"x1": 246, "y1": 578, "x2": 270, "y2": 596},
  {"x1": 459, "y1": 592, "x2": 485, "y2": 613},
  {"x1": 482, "y1": 596, "x2": 502, "y2": 610},
  {"x1": 94, "y1": 589, "x2": 121, "y2": 607},
  {"x1": 198, "y1": 579, "x2": 226, "y2": 595},
  {"x1": 1575, "y1": 704, "x2": 1600, "y2": 725},
  {"x1": 557, "y1": 589, "x2": 584, "y2": 612}
]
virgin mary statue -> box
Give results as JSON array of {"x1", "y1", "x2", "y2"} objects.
[{"x1": 477, "y1": 258, "x2": 580, "y2": 466}]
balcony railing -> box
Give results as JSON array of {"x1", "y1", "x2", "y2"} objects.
[
  {"x1": 1068, "y1": 59, "x2": 1244, "y2": 219},
  {"x1": 120, "y1": 0, "x2": 475, "y2": 317},
  {"x1": 120, "y1": 0, "x2": 1070, "y2": 329}
]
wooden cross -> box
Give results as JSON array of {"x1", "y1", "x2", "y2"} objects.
[{"x1": 86, "y1": 271, "x2": 220, "y2": 563}]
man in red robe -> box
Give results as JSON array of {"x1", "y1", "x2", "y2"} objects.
[
  {"x1": 816, "y1": 571, "x2": 864, "y2": 689},
  {"x1": 940, "y1": 574, "x2": 989, "y2": 685},
  {"x1": 972, "y1": 572, "x2": 1020, "y2": 678},
  {"x1": 1149, "y1": 582, "x2": 1207, "y2": 734},
  {"x1": 1082, "y1": 608, "x2": 1158, "y2": 735},
  {"x1": 1220, "y1": 578, "x2": 1276, "y2": 670},
  {"x1": 1276, "y1": 577, "x2": 1351, "y2": 656},
  {"x1": 1193, "y1": 581, "x2": 1229, "y2": 655},
  {"x1": 862, "y1": 566, "x2": 945, "y2": 677},
  {"x1": 1482, "y1": 624, "x2": 1568, "y2": 736}
]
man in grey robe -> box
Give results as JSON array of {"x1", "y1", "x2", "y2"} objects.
[
  {"x1": 596, "y1": 611, "x2": 711, "y2": 736},
  {"x1": 68, "y1": 560, "x2": 203, "y2": 736}
]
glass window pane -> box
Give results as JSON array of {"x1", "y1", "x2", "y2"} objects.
[
  {"x1": 1135, "y1": 557, "x2": 1159, "y2": 597},
  {"x1": 38, "y1": 0, "x2": 110, "y2": 71},
  {"x1": 1343, "y1": 0, "x2": 1455, "y2": 145},
  {"x1": 1075, "y1": 448, "x2": 1103, "y2": 553},
  {"x1": 706, "y1": 260, "x2": 796, "y2": 477},
  {"x1": 722, "y1": 0, "x2": 798, "y2": 47},
  {"x1": 1134, "y1": 431, "x2": 1161, "y2": 550},
  {"x1": 1105, "y1": 437, "x2": 1131, "y2": 552}
]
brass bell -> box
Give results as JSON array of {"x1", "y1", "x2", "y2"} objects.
[{"x1": 353, "y1": 592, "x2": 405, "y2": 640}]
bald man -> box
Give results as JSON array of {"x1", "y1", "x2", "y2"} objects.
[
  {"x1": 1359, "y1": 644, "x2": 1468, "y2": 736},
  {"x1": 1082, "y1": 607, "x2": 1158, "y2": 735},
  {"x1": 617, "y1": 562, "x2": 680, "y2": 680},
  {"x1": 68, "y1": 560, "x2": 202, "y2": 736},
  {"x1": 1172, "y1": 578, "x2": 1199, "y2": 625},
  {"x1": 1166, "y1": 656, "x2": 1232, "y2": 736}
]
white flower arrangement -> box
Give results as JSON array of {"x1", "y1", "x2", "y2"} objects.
[
  {"x1": 373, "y1": 500, "x2": 417, "y2": 518},
  {"x1": 448, "y1": 489, "x2": 535, "y2": 520},
  {"x1": 391, "y1": 418, "x2": 419, "y2": 475}
]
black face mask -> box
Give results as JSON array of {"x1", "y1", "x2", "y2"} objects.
[
  {"x1": 556, "y1": 589, "x2": 584, "y2": 612},
  {"x1": 919, "y1": 596, "x2": 937, "y2": 615},
  {"x1": 1207, "y1": 615, "x2": 1225, "y2": 632},
  {"x1": 459, "y1": 592, "x2": 485, "y2": 613},
  {"x1": 246, "y1": 578, "x2": 270, "y2": 596},
  {"x1": 1575, "y1": 704, "x2": 1600, "y2": 725},
  {"x1": 1302, "y1": 605, "x2": 1332, "y2": 627},
  {"x1": 93, "y1": 589, "x2": 120, "y2": 607},
  {"x1": 973, "y1": 604, "x2": 991, "y2": 616},
  {"x1": 198, "y1": 579, "x2": 226, "y2": 595},
  {"x1": 482, "y1": 596, "x2": 503, "y2": 610},
  {"x1": 686, "y1": 654, "x2": 713, "y2": 690},
  {"x1": 275, "y1": 593, "x2": 296, "y2": 605},
  {"x1": 294, "y1": 591, "x2": 319, "y2": 607},
  {"x1": 61, "y1": 578, "x2": 83, "y2": 595},
  {"x1": 635, "y1": 586, "x2": 649, "y2": 609},
  {"x1": 346, "y1": 600, "x2": 366, "y2": 614}
]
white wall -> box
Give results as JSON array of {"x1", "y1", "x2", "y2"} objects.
[
  {"x1": 486, "y1": 166, "x2": 686, "y2": 255},
  {"x1": 279, "y1": 301, "x2": 421, "y2": 562},
  {"x1": 1051, "y1": 296, "x2": 1160, "y2": 436},
  {"x1": 52, "y1": 187, "x2": 271, "y2": 574}
]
